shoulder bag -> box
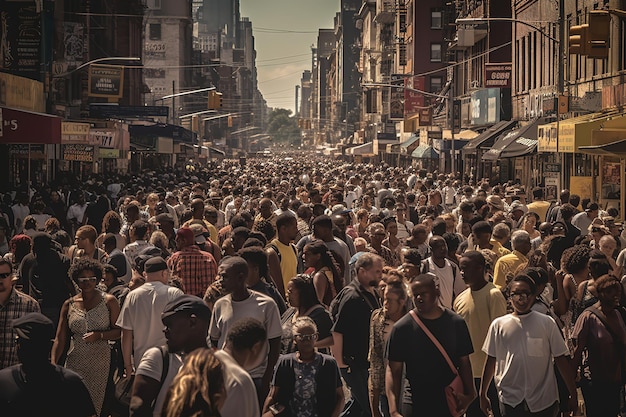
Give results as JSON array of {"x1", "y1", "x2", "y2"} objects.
[{"x1": 409, "y1": 310, "x2": 465, "y2": 417}]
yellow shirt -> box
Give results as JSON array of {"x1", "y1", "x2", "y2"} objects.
[
  {"x1": 526, "y1": 200, "x2": 551, "y2": 222},
  {"x1": 493, "y1": 250, "x2": 528, "y2": 290},
  {"x1": 271, "y1": 238, "x2": 298, "y2": 292},
  {"x1": 454, "y1": 282, "x2": 508, "y2": 377}
]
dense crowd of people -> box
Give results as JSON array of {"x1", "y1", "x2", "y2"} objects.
[{"x1": 0, "y1": 155, "x2": 625, "y2": 417}]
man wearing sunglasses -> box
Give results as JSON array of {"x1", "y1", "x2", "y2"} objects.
[{"x1": 0, "y1": 258, "x2": 41, "y2": 369}]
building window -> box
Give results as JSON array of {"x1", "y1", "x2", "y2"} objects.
[
  {"x1": 430, "y1": 44, "x2": 442, "y2": 62},
  {"x1": 430, "y1": 76, "x2": 443, "y2": 93},
  {"x1": 431, "y1": 11, "x2": 442, "y2": 29},
  {"x1": 149, "y1": 23, "x2": 161, "y2": 41}
]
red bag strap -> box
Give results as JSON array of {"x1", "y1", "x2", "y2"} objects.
[{"x1": 409, "y1": 310, "x2": 458, "y2": 376}]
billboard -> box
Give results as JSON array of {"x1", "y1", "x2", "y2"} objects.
[{"x1": 88, "y1": 64, "x2": 124, "y2": 98}]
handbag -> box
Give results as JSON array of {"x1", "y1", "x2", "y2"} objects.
[
  {"x1": 410, "y1": 310, "x2": 465, "y2": 417},
  {"x1": 112, "y1": 374, "x2": 134, "y2": 417}
]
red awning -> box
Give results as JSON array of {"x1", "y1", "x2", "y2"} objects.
[{"x1": 0, "y1": 107, "x2": 62, "y2": 144}]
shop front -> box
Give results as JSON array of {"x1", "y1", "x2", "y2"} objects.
[
  {"x1": 482, "y1": 118, "x2": 546, "y2": 186},
  {"x1": 462, "y1": 120, "x2": 517, "y2": 181},
  {"x1": 90, "y1": 124, "x2": 130, "y2": 174},
  {"x1": 579, "y1": 113, "x2": 626, "y2": 216},
  {"x1": 0, "y1": 106, "x2": 62, "y2": 188}
]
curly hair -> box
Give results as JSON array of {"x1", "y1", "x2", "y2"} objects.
[
  {"x1": 9, "y1": 234, "x2": 32, "y2": 264},
  {"x1": 101, "y1": 211, "x2": 122, "y2": 234},
  {"x1": 162, "y1": 348, "x2": 225, "y2": 417},
  {"x1": 561, "y1": 245, "x2": 591, "y2": 275},
  {"x1": 254, "y1": 219, "x2": 276, "y2": 241},
  {"x1": 68, "y1": 257, "x2": 103, "y2": 283}
]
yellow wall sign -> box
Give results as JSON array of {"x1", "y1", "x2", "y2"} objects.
[
  {"x1": 569, "y1": 176, "x2": 593, "y2": 202},
  {"x1": 0, "y1": 73, "x2": 44, "y2": 112},
  {"x1": 537, "y1": 122, "x2": 557, "y2": 152}
]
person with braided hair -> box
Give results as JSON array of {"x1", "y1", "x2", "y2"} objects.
[{"x1": 303, "y1": 239, "x2": 343, "y2": 306}]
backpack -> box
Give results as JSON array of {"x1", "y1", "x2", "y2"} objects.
[
  {"x1": 269, "y1": 242, "x2": 298, "y2": 263},
  {"x1": 420, "y1": 258, "x2": 459, "y2": 300},
  {"x1": 111, "y1": 345, "x2": 169, "y2": 417}
]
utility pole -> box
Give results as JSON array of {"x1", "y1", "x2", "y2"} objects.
[
  {"x1": 295, "y1": 85, "x2": 300, "y2": 115},
  {"x1": 448, "y1": 66, "x2": 455, "y2": 176}
]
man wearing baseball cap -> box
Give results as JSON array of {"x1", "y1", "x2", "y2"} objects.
[
  {"x1": 131, "y1": 295, "x2": 211, "y2": 417},
  {"x1": 116, "y1": 257, "x2": 184, "y2": 379},
  {"x1": 167, "y1": 227, "x2": 218, "y2": 298},
  {"x1": 0, "y1": 313, "x2": 96, "y2": 416}
]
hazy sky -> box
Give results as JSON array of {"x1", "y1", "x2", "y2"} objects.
[{"x1": 240, "y1": 0, "x2": 340, "y2": 115}]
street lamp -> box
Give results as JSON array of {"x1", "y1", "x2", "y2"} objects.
[{"x1": 52, "y1": 57, "x2": 142, "y2": 78}]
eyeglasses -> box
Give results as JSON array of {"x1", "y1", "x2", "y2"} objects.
[
  {"x1": 0, "y1": 272, "x2": 12, "y2": 279},
  {"x1": 294, "y1": 333, "x2": 318, "y2": 342},
  {"x1": 77, "y1": 276, "x2": 98, "y2": 284},
  {"x1": 510, "y1": 291, "x2": 532, "y2": 300}
]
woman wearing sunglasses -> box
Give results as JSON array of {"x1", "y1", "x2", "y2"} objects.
[
  {"x1": 263, "y1": 316, "x2": 344, "y2": 417},
  {"x1": 52, "y1": 257, "x2": 121, "y2": 417}
]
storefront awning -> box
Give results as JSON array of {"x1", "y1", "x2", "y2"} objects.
[
  {"x1": 411, "y1": 145, "x2": 439, "y2": 159},
  {"x1": 130, "y1": 143, "x2": 155, "y2": 152},
  {"x1": 463, "y1": 120, "x2": 517, "y2": 154},
  {"x1": 579, "y1": 138, "x2": 626, "y2": 157},
  {"x1": 0, "y1": 106, "x2": 62, "y2": 144},
  {"x1": 349, "y1": 142, "x2": 375, "y2": 156},
  {"x1": 482, "y1": 118, "x2": 545, "y2": 161},
  {"x1": 400, "y1": 135, "x2": 420, "y2": 148},
  {"x1": 209, "y1": 147, "x2": 225, "y2": 156}
]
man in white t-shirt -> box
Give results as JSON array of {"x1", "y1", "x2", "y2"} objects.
[
  {"x1": 130, "y1": 295, "x2": 211, "y2": 417},
  {"x1": 117, "y1": 257, "x2": 183, "y2": 377},
  {"x1": 422, "y1": 235, "x2": 466, "y2": 309},
  {"x1": 215, "y1": 317, "x2": 268, "y2": 417},
  {"x1": 209, "y1": 256, "x2": 282, "y2": 404}
]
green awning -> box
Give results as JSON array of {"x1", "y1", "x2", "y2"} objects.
[
  {"x1": 400, "y1": 135, "x2": 420, "y2": 148},
  {"x1": 411, "y1": 145, "x2": 439, "y2": 159}
]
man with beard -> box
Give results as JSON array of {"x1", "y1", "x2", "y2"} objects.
[{"x1": 331, "y1": 252, "x2": 383, "y2": 417}]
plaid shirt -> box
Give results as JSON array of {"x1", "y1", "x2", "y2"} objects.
[
  {"x1": 167, "y1": 246, "x2": 217, "y2": 298},
  {"x1": 0, "y1": 289, "x2": 40, "y2": 369}
]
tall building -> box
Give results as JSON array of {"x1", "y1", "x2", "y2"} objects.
[{"x1": 143, "y1": 0, "x2": 194, "y2": 121}]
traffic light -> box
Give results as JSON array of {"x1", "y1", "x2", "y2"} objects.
[
  {"x1": 568, "y1": 24, "x2": 589, "y2": 55},
  {"x1": 208, "y1": 91, "x2": 223, "y2": 110},
  {"x1": 587, "y1": 10, "x2": 610, "y2": 58},
  {"x1": 216, "y1": 92, "x2": 223, "y2": 109}
]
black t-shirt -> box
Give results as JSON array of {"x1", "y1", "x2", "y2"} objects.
[
  {"x1": 0, "y1": 364, "x2": 96, "y2": 417},
  {"x1": 332, "y1": 281, "x2": 380, "y2": 369},
  {"x1": 387, "y1": 309, "x2": 473, "y2": 417}
]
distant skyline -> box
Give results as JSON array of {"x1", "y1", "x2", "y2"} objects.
[{"x1": 240, "y1": 0, "x2": 340, "y2": 115}]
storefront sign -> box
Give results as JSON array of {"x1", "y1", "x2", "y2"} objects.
[
  {"x1": 558, "y1": 123, "x2": 576, "y2": 153},
  {"x1": 0, "y1": 73, "x2": 44, "y2": 112},
  {"x1": 63, "y1": 144, "x2": 95, "y2": 162},
  {"x1": 484, "y1": 63, "x2": 512, "y2": 88},
  {"x1": 88, "y1": 65, "x2": 124, "y2": 98},
  {"x1": 8, "y1": 144, "x2": 45, "y2": 157},
  {"x1": 90, "y1": 129, "x2": 119, "y2": 148},
  {"x1": 145, "y1": 43, "x2": 166, "y2": 58},
  {"x1": 0, "y1": 107, "x2": 62, "y2": 144},
  {"x1": 538, "y1": 123, "x2": 558, "y2": 152},
  {"x1": 404, "y1": 76, "x2": 425, "y2": 116},
  {"x1": 99, "y1": 148, "x2": 120, "y2": 159},
  {"x1": 62, "y1": 122, "x2": 93, "y2": 144}
]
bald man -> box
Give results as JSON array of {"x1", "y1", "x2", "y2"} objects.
[{"x1": 386, "y1": 274, "x2": 475, "y2": 417}]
